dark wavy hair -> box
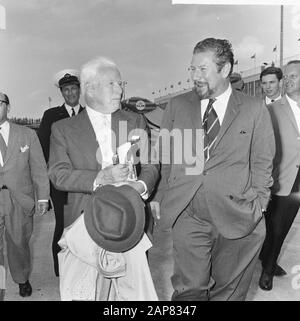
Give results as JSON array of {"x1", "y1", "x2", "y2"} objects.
[
  {"x1": 193, "y1": 38, "x2": 234, "y2": 76},
  {"x1": 260, "y1": 66, "x2": 283, "y2": 81},
  {"x1": 0, "y1": 92, "x2": 9, "y2": 105}
]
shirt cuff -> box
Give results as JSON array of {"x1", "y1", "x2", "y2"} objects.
[
  {"x1": 137, "y1": 180, "x2": 149, "y2": 200},
  {"x1": 38, "y1": 200, "x2": 48, "y2": 202},
  {"x1": 93, "y1": 179, "x2": 102, "y2": 191}
]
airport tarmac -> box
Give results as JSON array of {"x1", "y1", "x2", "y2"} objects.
[{"x1": 3, "y1": 210, "x2": 300, "y2": 301}]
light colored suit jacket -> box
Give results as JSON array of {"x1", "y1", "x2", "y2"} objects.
[
  {"x1": 48, "y1": 109, "x2": 159, "y2": 228},
  {"x1": 156, "y1": 88, "x2": 275, "y2": 239},
  {"x1": 267, "y1": 95, "x2": 300, "y2": 196},
  {"x1": 0, "y1": 123, "x2": 49, "y2": 214}
]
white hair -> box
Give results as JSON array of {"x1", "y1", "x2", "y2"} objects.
[{"x1": 80, "y1": 56, "x2": 118, "y2": 96}]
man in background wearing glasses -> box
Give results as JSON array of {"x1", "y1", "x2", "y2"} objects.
[{"x1": 0, "y1": 92, "x2": 49, "y2": 299}]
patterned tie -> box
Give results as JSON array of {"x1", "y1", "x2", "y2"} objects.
[
  {"x1": 202, "y1": 99, "x2": 220, "y2": 161},
  {"x1": 71, "y1": 108, "x2": 76, "y2": 117},
  {"x1": 0, "y1": 130, "x2": 7, "y2": 163}
]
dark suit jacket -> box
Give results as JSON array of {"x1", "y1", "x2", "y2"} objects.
[
  {"x1": 267, "y1": 95, "x2": 300, "y2": 196},
  {"x1": 38, "y1": 104, "x2": 84, "y2": 162},
  {"x1": 37, "y1": 104, "x2": 84, "y2": 206},
  {"x1": 48, "y1": 108, "x2": 159, "y2": 228},
  {"x1": 156, "y1": 88, "x2": 275, "y2": 239}
]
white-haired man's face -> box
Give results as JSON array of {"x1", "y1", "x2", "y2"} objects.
[{"x1": 87, "y1": 67, "x2": 123, "y2": 114}]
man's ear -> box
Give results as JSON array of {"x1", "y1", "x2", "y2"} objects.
[{"x1": 221, "y1": 62, "x2": 231, "y2": 79}]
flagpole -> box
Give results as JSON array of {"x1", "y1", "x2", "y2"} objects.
[{"x1": 280, "y1": 5, "x2": 283, "y2": 68}]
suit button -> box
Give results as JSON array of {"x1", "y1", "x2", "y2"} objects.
[
  {"x1": 203, "y1": 170, "x2": 207, "y2": 176},
  {"x1": 229, "y1": 195, "x2": 234, "y2": 200}
]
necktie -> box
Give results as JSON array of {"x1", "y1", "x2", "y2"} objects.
[
  {"x1": 0, "y1": 130, "x2": 7, "y2": 163},
  {"x1": 71, "y1": 108, "x2": 76, "y2": 117},
  {"x1": 202, "y1": 99, "x2": 220, "y2": 161},
  {"x1": 271, "y1": 99, "x2": 275, "y2": 103}
]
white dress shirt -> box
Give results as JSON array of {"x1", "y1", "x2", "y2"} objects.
[
  {"x1": 65, "y1": 104, "x2": 80, "y2": 117},
  {"x1": 0, "y1": 120, "x2": 9, "y2": 166},
  {"x1": 86, "y1": 106, "x2": 148, "y2": 198},
  {"x1": 286, "y1": 95, "x2": 300, "y2": 133},
  {"x1": 0, "y1": 120, "x2": 46, "y2": 202},
  {"x1": 201, "y1": 84, "x2": 232, "y2": 125},
  {"x1": 265, "y1": 95, "x2": 281, "y2": 105}
]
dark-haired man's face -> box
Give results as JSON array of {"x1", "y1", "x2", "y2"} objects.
[
  {"x1": 261, "y1": 74, "x2": 281, "y2": 99},
  {"x1": 190, "y1": 51, "x2": 229, "y2": 99},
  {"x1": 61, "y1": 84, "x2": 80, "y2": 107}
]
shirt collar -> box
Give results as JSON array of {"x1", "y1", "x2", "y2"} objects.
[
  {"x1": 215, "y1": 83, "x2": 232, "y2": 103},
  {"x1": 265, "y1": 95, "x2": 281, "y2": 105},
  {"x1": 85, "y1": 105, "x2": 111, "y2": 120},
  {"x1": 0, "y1": 120, "x2": 9, "y2": 131},
  {"x1": 202, "y1": 84, "x2": 232, "y2": 109},
  {"x1": 286, "y1": 94, "x2": 298, "y2": 107},
  {"x1": 64, "y1": 103, "x2": 80, "y2": 111}
]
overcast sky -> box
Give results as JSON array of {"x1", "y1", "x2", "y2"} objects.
[{"x1": 1, "y1": 0, "x2": 300, "y2": 118}]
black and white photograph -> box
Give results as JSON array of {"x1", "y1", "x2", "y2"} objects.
[{"x1": 0, "y1": 0, "x2": 300, "y2": 304}]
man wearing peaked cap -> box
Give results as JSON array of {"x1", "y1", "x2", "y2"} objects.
[{"x1": 37, "y1": 69, "x2": 85, "y2": 277}]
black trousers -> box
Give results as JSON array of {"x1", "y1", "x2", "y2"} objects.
[
  {"x1": 50, "y1": 184, "x2": 67, "y2": 277},
  {"x1": 260, "y1": 193, "x2": 300, "y2": 275}
]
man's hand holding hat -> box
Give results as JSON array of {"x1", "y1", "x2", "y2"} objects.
[
  {"x1": 94, "y1": 164, "x2": 130, "y2": 187},
  {"x1": 84, "y1": 184, "x2": 146, "y2": 253}
]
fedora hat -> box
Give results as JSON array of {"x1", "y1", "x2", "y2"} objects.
[{"x1": 84, "y1": 184, "x2": 145, "y2": 253}]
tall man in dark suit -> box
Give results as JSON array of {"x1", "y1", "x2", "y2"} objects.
[
  {"x1": 0, "y1": 92, "x2": 49, "y2": 298},
  {"x1": 48, "y1": 56, "x2": 159, "y2": 237},
  {"x1": 37, "y1": 71, "x2": 84, "y2": 277},
  {"x1": 155, "y1": 38, "x2": 275, "y2": 300},
  {"x1": 259, "y1": 60, "x2": 300, "y2": 291}
]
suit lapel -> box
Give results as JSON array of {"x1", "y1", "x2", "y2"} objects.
[
  {"x1": 4, "y1": 122, "x2": 19, "y2": 165},
  {"x1": 111, "y1": 109, "x2": 134, "y2": 153},
  {"x1": 213, "y1": 91, "x2": 241, "y2": 151},
  {"x1": 59, "y1": 104, "x2": 70, "y2": 118},
  {"x1": 70, "y1": 109, "x2": 99, "y2": 158},
  {"x1": 280, "y1": 95, "x2": 299, "y2": 134},
  {"x1": 189, "y1": 90, "x2": 202, "y2": 130},
  {"x1": 79, "y1": 105, "x2": 85, "y2": 113}
]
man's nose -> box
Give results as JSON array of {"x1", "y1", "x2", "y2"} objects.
[{"x1": 116, "y1": 83, "x2": 123, "y2": 94}]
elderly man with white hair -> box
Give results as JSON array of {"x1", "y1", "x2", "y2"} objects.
[{"x1": 48, "y1": 57, "x2": 159, "y2": 300}]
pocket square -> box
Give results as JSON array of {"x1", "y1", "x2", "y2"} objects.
[{"x1": 20, "y1": 145, "x2": 29, "y2": 153}]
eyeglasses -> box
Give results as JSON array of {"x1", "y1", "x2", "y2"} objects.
[
  {"x1": 0, "y1": 100, "x2": 8, "y2": 105},
  {"x1": 109, "y1": 81, "x2": 127, "y2": 88},
  {"x1": 283, "y1": 75, "x2": 298, "y2": 81}
]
